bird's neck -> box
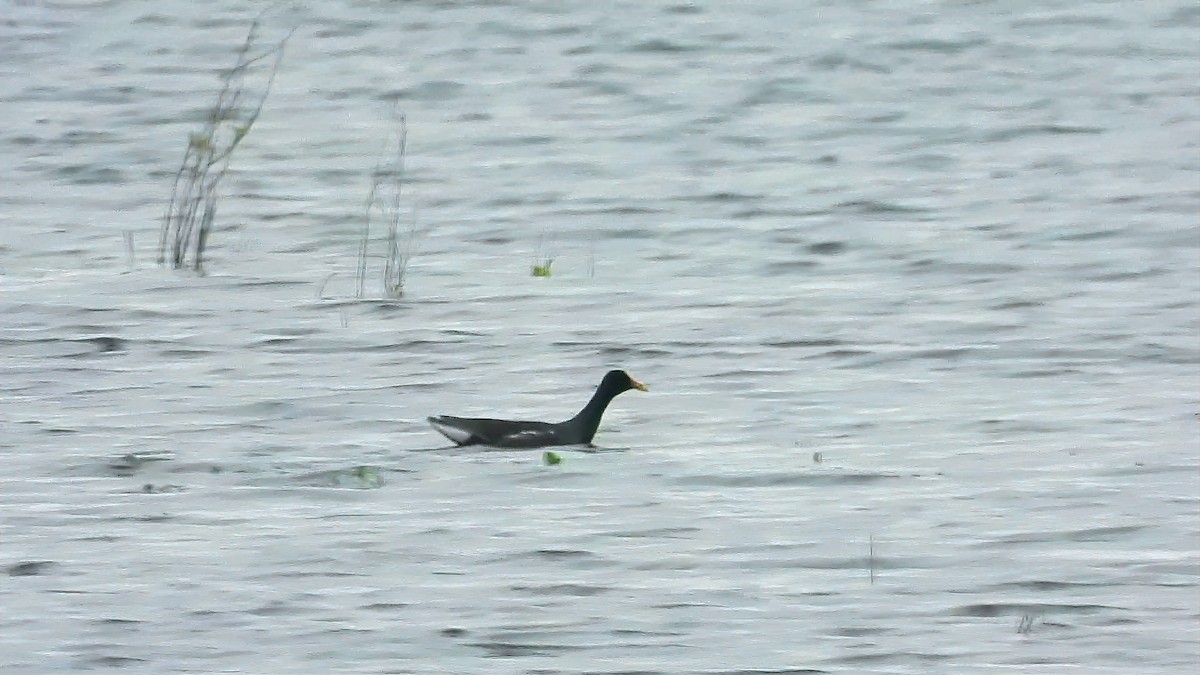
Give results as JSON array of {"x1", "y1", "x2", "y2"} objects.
[{"x1": 566, "y1": 384, "x2": 618, "y2": 444}]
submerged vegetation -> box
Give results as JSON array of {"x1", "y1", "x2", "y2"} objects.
[
  {"x1": 357, "y1": 107, "x2": 423, "y2": 299},
  {"x1": 1017, "y1": 612, "x2": 1042, "y2": 634},
  {"x1": 298, "y1": 465, "x2": 385, "y2": 489},
  {"x1": 159, "y1": 13, "x2": 292, "y2": 272}
]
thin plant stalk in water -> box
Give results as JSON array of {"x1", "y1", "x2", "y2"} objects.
[
  {"x1": 158, "y1": 13, "x2": 292, "y2": 272},
  {"x1": 357, "y1": 109, "x2": 422, "y2": 299},
  {"x1": 868, "y1": 534, "x2": 876, "y2": 585}
]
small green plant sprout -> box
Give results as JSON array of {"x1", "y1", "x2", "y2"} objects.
[
  {"x1": 531, "y1": 233, "x2": 554, "y2": 277},
  {"x1": 531, "y1": 259, "x2": 553, "y2": 277},
  {"x1": 158, "y1": 11, "x2": 293, "y2": 272},
  {"x1": 543, "y1": 451, "x2": 562, "y2": 465},
  {"x1": 357, "y1": 105, "x2": 423, "y2": 299}
]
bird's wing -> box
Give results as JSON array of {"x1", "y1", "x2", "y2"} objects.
[
  {"x1": 428, "y1": 416, "x2": 557, "y2": 447},
  {"x1": 495, "y1": 427, "x2": 560, "y2": 448}
]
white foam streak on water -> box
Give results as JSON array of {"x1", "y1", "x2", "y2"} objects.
[{"x1": 1, "y1": 1, "x2": 1198, "y2": 673}]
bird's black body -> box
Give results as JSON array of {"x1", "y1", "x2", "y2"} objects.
[{"x1": 428, "y1": 369, "x2": 647, "y2": 448}]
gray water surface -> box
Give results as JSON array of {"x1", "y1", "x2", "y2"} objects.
[{"x1": 2, "y1": 1, "x2": 1198, "y2": 673}]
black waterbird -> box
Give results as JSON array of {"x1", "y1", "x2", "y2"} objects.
[{"x1": 428, "y1": 369, "x2": 648, "y2": 448}]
